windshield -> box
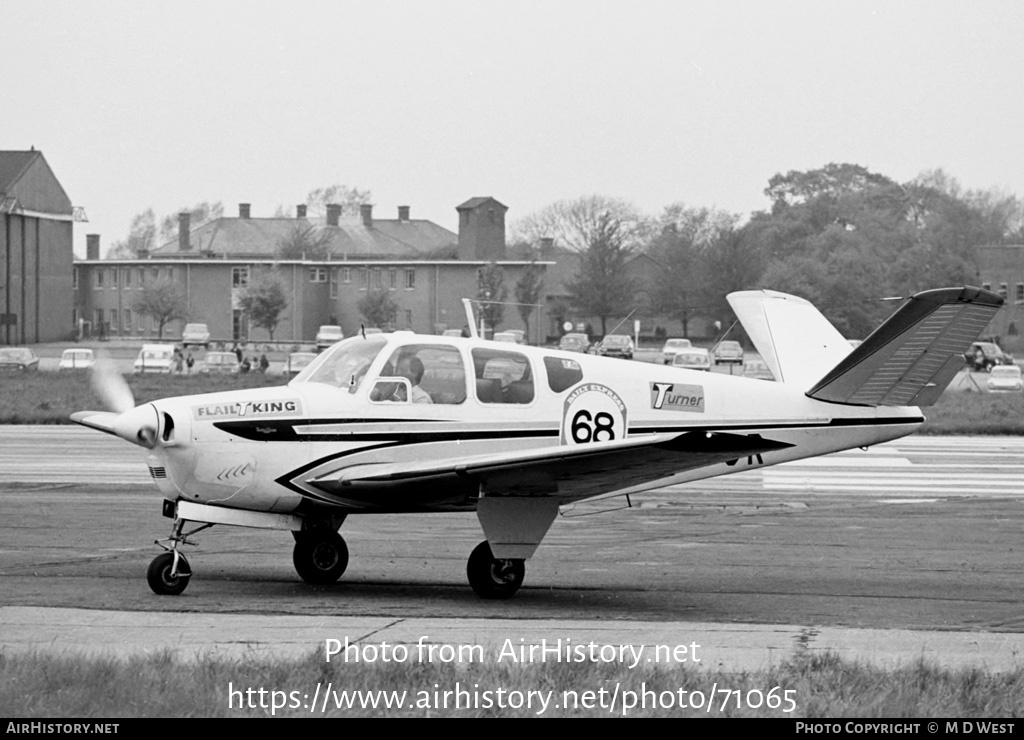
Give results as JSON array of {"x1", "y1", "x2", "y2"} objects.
[
  {"x1": 294, "y1": 335, "x2": 387, "y2": 390},
  {"x1": 603, "y1": 336, "x2": 629, "y2": 346},
  {"x1": 665, "y1": 339, "x2": 690, "y2": 349},
  {"x1": 992, "y1": 366, "x2": 1020, "y2": 378},
  {"x1": 0, "y1": 349, "x2": 32, "y2": 361}
]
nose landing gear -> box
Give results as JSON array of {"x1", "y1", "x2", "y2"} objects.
[{"x1": 147, "y1": 517, "x2": 212, "y2": 595}]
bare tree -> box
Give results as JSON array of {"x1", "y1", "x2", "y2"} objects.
[
  {"x1": 276, "y1": 225, "x2": 335, "y2": 260},
  {"x1": 238, "y1": 269, "x2": 289, "y2": 340},
  {"x1": 303, "y1": 184, "x2": 372, "y2": 218},
  {"x1": 133, "y1": 279, "x2": 188, "y2": 339}
]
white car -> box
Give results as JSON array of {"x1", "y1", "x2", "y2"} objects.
[
  {"x1": 493, "y1": 331, "x2": 519, "y2": 343},
  {"x1": 181, "y1": 323, "x2": 210, "y2": 349},
  {"x1": 661, "y1": 338, "x2": 693, "y2": 365},
  {"x1": 672, "y1": 348, "x2": 712, "y2": 372},
  {"x1": 133, "y1": 344, "x2": 177, "y2": 374},
  {"x1": 987, "y1": 365, "x2": 1022, "y2": 392},
  {"x1": 286, "y1": 352, "x2": 316, "y2": 375},
  {"x1": 59, "y1": 348, "x2": 95, "y2": 371},
  {"x1": 316, "y1": 325, "x2": 344, "y2": 351}
]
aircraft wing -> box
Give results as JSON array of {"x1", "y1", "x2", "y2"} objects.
[
  {"x1": 70, "y1": 410, "x2": 122, "y2": 437},
  {"x1": 308, "y1": 431, "x2": 792, "y2": 505}
]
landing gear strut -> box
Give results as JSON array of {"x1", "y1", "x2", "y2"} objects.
[
  {"x1": 147, "y1": 517, "x2": 210, "y2": 595},
  {"x1": 466, "y1": 540, "x2": 525, "y2": 599},
  {"x1": 293, "y1": 530, "x2": 349, "y2": 585}
]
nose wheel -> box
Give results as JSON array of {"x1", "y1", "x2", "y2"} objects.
[
  {"x1": 467, "y1": 541, "x2": 525, "y2": 599},
  {"x1": 147, "y1": 516, "x2": 210, "y2": 595},
  {"x1": 147, "y1": 551, "x2": 191, "y2": 595}
]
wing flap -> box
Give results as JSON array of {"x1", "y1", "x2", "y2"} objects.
[
  {"x1": 309, "y1": 431, "x2": 793, "y2": 505},
  {"x1": 806, "y1": 286, "x2": 1003, "y2": 407}
]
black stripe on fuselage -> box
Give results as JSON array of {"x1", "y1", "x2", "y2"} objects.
[
  {"x1": 267, "y1": 414, "x2": 924, "y2": 508},
  {"x1": 218, "y1": 414, "x2": 924, "y2": 443}
]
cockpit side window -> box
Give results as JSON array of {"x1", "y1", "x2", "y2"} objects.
[
  {"x1": 544, "y1": 356, "x2": 584, "y2": 393},
  {"x1": 471, "y1": 348, "x2": 534, "y2": 404},
  {"x1": 372, "y1": 344, "x2": 466, "y2": 404}
]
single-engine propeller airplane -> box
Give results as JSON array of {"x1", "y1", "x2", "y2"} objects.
[{"x1": 73, "y1": 286, "x2": 1002, "y2": 599}]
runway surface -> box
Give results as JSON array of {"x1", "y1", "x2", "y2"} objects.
[{"x1": 2, "y1": 426, "x2": 1023, "y2": 672}]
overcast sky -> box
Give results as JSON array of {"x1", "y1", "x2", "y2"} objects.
[{"x1": 4, "y1": 0, "x2": 1023, "y2": 256}]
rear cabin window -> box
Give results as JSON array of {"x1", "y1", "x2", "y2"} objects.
[
  {"x1": 372, "y1": 344, "x2": 466, "y2": 404},
  {"x1": 471, "y1": 348, "x2": 534, "y2": 404},
  {"x1": 544, "y1": 356, "x2": 584, "y2": 393}
]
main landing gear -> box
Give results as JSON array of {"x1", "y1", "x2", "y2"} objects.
[
  {"x1": 292, "y1": 530, "x2": 349, "y2": 585},
  {"x1": 466, "y1": 541, "x2": 525, "y2": 599}
]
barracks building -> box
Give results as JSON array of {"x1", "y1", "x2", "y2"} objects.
[{"x1": 74, "y1": 197, "x2": 555, "y2": 344}]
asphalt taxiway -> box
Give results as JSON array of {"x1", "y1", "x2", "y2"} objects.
[{"x1": 2, "y1": 427, "x2": 1023, "y2": 672}]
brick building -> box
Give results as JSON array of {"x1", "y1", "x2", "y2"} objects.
[
  {"x1": 75, "y1": 197, "x2": 553, "y2": 343},
  {"x1": 976, "y1": 244, "x2": 1024, "y2": 338}
]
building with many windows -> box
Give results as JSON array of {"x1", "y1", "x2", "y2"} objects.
[{"x1": 74, "y1": 197, "x2": 553, "y2": 343}]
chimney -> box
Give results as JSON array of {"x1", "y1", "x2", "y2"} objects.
[
  {"x1": 398, "y1": 205, "x2": 410, "y2": 221},
  {"x1": 178, "y1": 212, "x2": 191, "y2": 251},
  {"x1": 86, "y1": 234, "x2": 100, "y2": 260},
  {"x1": 360, "y1": 203, "x2": 373, "y2": 227},
  {"x1": 239, "y1": 203, "x2": 251, "y2": 219},
  {"x1": 326, "y1": 204, "x2": 341, "y2": 227},
  {"x1": 296, "y1": 204, "x2": 307, "y2": 219}
]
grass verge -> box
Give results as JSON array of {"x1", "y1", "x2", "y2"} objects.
[{"x1": 2, "y1": 649, "x2": 1023, "y2": 718}]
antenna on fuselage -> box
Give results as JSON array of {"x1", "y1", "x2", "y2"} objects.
[{"x1": 462, "y1": 298, "x2": 479, "y2": 338}]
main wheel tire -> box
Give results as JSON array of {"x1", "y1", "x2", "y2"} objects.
[
  {"x1": 466, "y1": 541, "x2": 525, "y2": 599},
  {"x1": 293, "y1": 532, "x2": 349, "y2": 585},
  {"x1": 147, "y1": 552, "x2": 191, "y2": 595}
]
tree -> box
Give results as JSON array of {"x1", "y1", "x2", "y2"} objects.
[
  {"x1": 108, "y1": 202, "x2": 223, "y2": 258},
  {"x1": 133, "y1": 279, "x2": 188, "y2": 339},
  {"x1": 476, "y1": 263, "x2": 508, "y2": 335},
  {"x1": 563, "y1": 211, "x2": 637, "y2": 336},
  {"x1": 512, "y1": 196, "x2": 647, "y2": 336},
  {"x1": 303, "y1": 184, "x2": 372, "y2": 218},
  {"x1": 513, "y1": 261, "x2": 545, "y2": 343},
  {"x1": 238, "y1": 270, "x2": 289, "y2": 340},
  {"x1": 357, "y1": 288, "x2": 398, "y2": 329},
  {"x1": 649, "y1": 204, "x2": 739, "y2": 337},
  {"x1": 276, "y1": 225, "x2": 336, "y2": 260},
  {"x1": 107, "y1": 209, "x2": 157, "y2": 258}
]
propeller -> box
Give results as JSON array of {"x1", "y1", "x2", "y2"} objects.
[
  {"x1": 90, "y1": 354, "x2": 135, "y2": 414},
  {"x1": 87, "y1": 354, "x2": 158, "y2": 448}
]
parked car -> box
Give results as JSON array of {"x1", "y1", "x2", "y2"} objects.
[
  {"x1": 712, "y1": 340, "x2": 744, "y2": 365},
  {"x1": 661, "y1": 338, "x2": 693, "y2": 365},
  {"x1": 442, "y1": 329, "x2": 463, "y2": 338},
  {"x1": 201, "y1": 351, "x2": 240, "y2": 375},
  {"x1": 59, "y1": 348, "x2": 95, "y2": 371},
  {"x1": 181, "y1": 323, "x2": 210, "y2": 348},
  {"x1": 316, "y1": 325, "x2": 344, "y2": 351},
  {"x1": 0, "y1": 347, "x2": 39, "y2": 372},
  {"x1": 286, "y1": 352, "x2": 316, "y2": 375},
  {"x1": 986, "y1": 365, "x2": 1023, "y2": 392},
  {"x1": 133, "y1": 344, "x2": 176, "y2": 374},
  {"x1": 671, "y1": 347, "x2": 711, "y2": 371},
  {"x1": 505, "y1": 329, "x2": 526, "y2": 344},
  {"x1": 493, "y1": 331, "x2": 519, "y2": 343},
  {"x1": 967, "y1": 341, "x2": 1014, "y2": 372},
  {"x1": 743, "y1": 358, "x2": 775, "y2": 381},
  {"x1": 597, "y1": 334, "x2": 635, "y2": 360},
  {"x1": 558, "y1": 333, "x2": 591, "y2": 354}
]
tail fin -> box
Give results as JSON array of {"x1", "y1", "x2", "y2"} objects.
[
  {"x1": 726, "y1": 289, "x2": 854, "y2": 389},
  {"x1": 805, "y1": 286, "x2": 1002, "y2": 407}
]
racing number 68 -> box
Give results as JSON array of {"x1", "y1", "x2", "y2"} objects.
[{"x1": 571, "y1": 409, "x2": 616, "y2": 443}]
